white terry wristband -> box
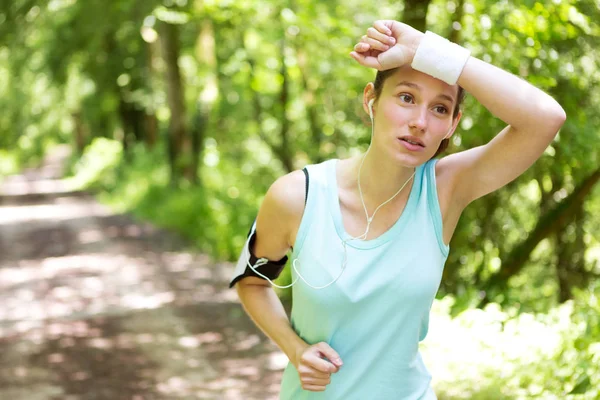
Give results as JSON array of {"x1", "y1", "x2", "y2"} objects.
[{"x1": 410, "y1": 31, "x2": 471, "y2": 85}]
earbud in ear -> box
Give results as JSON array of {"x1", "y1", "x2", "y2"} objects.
[{"x1": 368, "y1": 99, "x2": 374, "y2": 120}]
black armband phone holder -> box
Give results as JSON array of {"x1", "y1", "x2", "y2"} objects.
[
  {"x1": 229, "y1": 220, "x2": 288, "y2": 288},
  {"x1": 230, "y1": 167, "x2": 308, "y2": 289}
]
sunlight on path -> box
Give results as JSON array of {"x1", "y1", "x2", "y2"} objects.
[{"x1": 0, "y1": 148, "x2": 283, "y2": 399}]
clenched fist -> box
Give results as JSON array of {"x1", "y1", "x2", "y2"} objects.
[
  {"x1": 293, "y1": 341, "x2": 343, "y2": 392},
  {"x1": 350, "y1": 20, "x2": 424, "y2": 71}
]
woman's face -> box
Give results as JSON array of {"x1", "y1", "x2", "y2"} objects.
[{"x1": 367, "y1": 65, "x2": 461, "y2": 166}]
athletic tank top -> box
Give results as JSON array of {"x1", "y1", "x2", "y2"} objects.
[{"x1": 279, "y1": 158, "x2": 448, "y2": 400}]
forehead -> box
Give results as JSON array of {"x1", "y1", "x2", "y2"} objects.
[{"x1": 383, "y1": 65, "x2": 459, "y2": 101}]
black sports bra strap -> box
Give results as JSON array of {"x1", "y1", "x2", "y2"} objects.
[{"x1": 302, "y1": 167, "x2": 309, "y2": 207}]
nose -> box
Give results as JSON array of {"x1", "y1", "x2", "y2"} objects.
[{"x1": 408, "y1": 106, "x2": 427, "y2": 132}]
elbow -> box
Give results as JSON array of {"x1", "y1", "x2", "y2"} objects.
[
  {"x1": 542, "y1": 101, "x2": 567, "y2": 137},
  {"x1": 522, "y1": 97, "x2": 566, "y2": 137},
  {"x1": 552, "y1": 105, "x2": 567, "y2": 129}
]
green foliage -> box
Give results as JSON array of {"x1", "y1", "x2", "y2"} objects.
[
  {"x1": 1, "y1": 2, "x2": 599, "y2": 399},
  {"x1": 1, "y1": 0, "x2": 597, "y2": 306},
  {"x1": 0, "y1": 150, "x2": 19, "y2": 179},
  {"x1": 67, "y1": 138, "x2": 123, "y2": 190},
  {"x1": 3, "y1": 0, "x2": 600, "y2": 393},
  {"x1": 67, "y1": 137, "x2": 261, "y2": 260},
  {"x1": 423, "y1": 284, "x2": 600, "y2": 399}
]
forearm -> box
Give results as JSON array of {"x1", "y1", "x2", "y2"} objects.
[
  {"x1": 352, "y1": 20, "x2": 565, "y2": 134},
  {"x1": 236, "y1": 283, "x2": 307, "y2": 365},
  {"x1": 457, "y1": 56, "x2": 566, "y2": 133}
]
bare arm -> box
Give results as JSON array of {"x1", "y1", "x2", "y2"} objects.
[
  {"x1": 441, "y1": 56, "x2": 566, "y2": 207},
  {"x1": 235, "y1": 170, "x2": 306, "y2": 363},
  {"x1": 234, "y1": 171, "x2": 342, "y2": 391},
  {"x1": 236, "y1": 282, "x2": 308, "y2": 360},
  {"x1": 351, "y1": 20, "x2": 566, "y2": 208}
]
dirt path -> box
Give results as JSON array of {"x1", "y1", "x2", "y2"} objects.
[{"x1": 0, "y1": 147, "x2": 284, "y2": 400}]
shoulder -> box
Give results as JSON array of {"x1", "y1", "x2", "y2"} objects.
[
  {"x1": 267, "y1": 169, "x2": 306, "y2": 216},
  {"x1": 259, "y1": 169, "x2": 307, "y2": 245}
]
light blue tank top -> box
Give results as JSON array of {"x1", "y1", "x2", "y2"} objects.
[{"x1": 279, "y1": 158, "x2": 448, "y2": 400}]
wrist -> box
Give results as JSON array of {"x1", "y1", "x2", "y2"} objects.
[
  {"x1": 408, "y1": 32, "x2": 424, "y2": 64},
  {"x1": 410, "y1": 31, "x2": 471, "y2": 85},
  {"x1": 286, "y1": 339, "x2": 309, "y2": 368}
]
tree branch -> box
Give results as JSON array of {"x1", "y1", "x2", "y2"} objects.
[{"x1": 479, "y1": 166, "x2": 600, "y2": 306}]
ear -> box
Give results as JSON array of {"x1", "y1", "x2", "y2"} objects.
[
  {"x1": 444, "y1": 111, "x2": 463, "y2": 140},
  {"x1": 362, "y1": 83, "x2": 376, "y2": 119}
]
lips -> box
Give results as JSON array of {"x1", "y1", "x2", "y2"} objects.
[{"x1": 398, "y1": 135, "x2": 425, "y2": 147}]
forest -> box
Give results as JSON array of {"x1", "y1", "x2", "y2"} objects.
[{"x1": 1, "y1": 0, "x2": 599, "y2": 398}]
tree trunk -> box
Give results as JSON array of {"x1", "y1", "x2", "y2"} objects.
[
  {"x1": 448, "y1": 0, "x2": 465, "y2": 43},
  {"x1": 71, "y1": 111, "x2": 87, "y2": 155},
  {"x1": 193, "y1": 18, "x2": 218, "y2": 186},
  {"x1": 131, "y1": 106, "x2": 146, "y2": 144},
  {"x1": 295, "y1": 44, "x2": 323, "y2": 163},
  {"x1": 191, "y1": 106, "x2": 208, "y2": 188},
  {"x1": 402, "y1": 0, "x2": 433, "y2": 32},
  {"x1": 144, "y1": 113, "x2": 158, "y2": 149},
  {"x1": 160, "y1": 21, "x2": 189, "y2": 184},
  {"x1": 556, "y1": 203, "x2": 588, "y2": 302},
  {"x1": 143, "y1": 32, "x2": 160, "y2": 150},
  {"x1": 245, "y1": 29, "x2": 294, "y2": 173},
  {"x1": 278, "y1": 30, "x2": 293, "y2": 173},
  {"x1": 117, "y1": 95, "x2": 134, "y2": 161}
]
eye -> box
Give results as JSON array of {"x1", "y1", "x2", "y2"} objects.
[
  {"x1": 434, "y1": 105, "x2": 449, "y2": 115},
  {"x1": 399, "y1": 93, "x2": 414, "y2": 103}
]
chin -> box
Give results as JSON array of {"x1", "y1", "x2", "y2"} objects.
[{"x1": 391, "y1": 150, "x2": 432, "y2": 168}]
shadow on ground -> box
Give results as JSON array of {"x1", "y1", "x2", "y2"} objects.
[{"x1": 0, "y1": 148, "x2": 284, "y2": 399}]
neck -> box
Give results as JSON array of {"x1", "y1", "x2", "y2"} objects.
[{"x1": 349, "y1": 149, "x2": 416, "y2": 211}]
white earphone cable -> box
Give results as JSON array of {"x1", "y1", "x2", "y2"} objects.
[{"x1": 246, "y1": 99, "x2": 414, "y2": 289}]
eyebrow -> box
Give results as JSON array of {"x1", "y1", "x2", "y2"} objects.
[{"x1": 396, "y1": 81, "x2": 455, "y2": 104}]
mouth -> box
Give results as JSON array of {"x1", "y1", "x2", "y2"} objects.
[{"x1": 398, "y1": 136, "x2": 425, "y2": 148}]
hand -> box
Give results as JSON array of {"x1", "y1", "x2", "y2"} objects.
[
  {"x1": 293, "y1": 341, "x2": 343, "y2": 392},
  {"x1": 350, "y1": 20, "x2": 424, "y2": 71}
]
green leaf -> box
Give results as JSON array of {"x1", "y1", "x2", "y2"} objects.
[
  {"x1": 569, "y1": 374, "x2": 591, "y2": 395},
  {"x1": 153, "y1": 6, "x2": 190, "y2": 25}
]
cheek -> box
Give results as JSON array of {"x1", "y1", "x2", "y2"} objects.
[
  {"x1": 430, "y1": 118, "x2": 453, "y2": 136},
  {"x1": 380, "y1": 104, "x2": 410, "y2": 125}
]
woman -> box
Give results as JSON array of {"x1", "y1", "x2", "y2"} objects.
[{"x1": 231, "y1": 20, "x2": 565, "y2": 399}]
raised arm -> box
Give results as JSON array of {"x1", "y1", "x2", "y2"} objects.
[
  {"x1": 351, "y1": 20, "x2": 566, "y2": 208},
  {"x1": 441, "y1": 55, "x2": 566, "y2": 206}
]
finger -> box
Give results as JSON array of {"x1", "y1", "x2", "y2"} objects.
[
  {"x1": 302, "y1": 376, "x2": 331, "y2": 386},
  {"x1": 350, "y1": 51, "x2": 383, "y2": 70},
  {"x1": 302, "y1": 384, "x2": 327, "y2": 392},
  {"x1": 353, "y1": 42, "x2": 370, "y2": 53},
  {"x1": 303, "y1": 352, "x2": 338, "y2": 373},
  {"x1": 315, "y1": 342, "x2": 343, "y2": 368},
  {"x1": 367, "y1": 27, "x2": 395, "y2": 46},
  {"x1": 373, "y1": 20, "x2": 392, "y2": 36},
  {"x1": 383, "y1": 20, "x2": 407, "y2": 39},
  {"x1": 297, "y1": 365, "x2": 330, "y2": 380},
  {"x1": 360, "y1": 34, "x2": 390, "y2": 52}
]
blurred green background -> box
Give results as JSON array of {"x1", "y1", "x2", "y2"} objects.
[{"x1": 1, "y1": 0, "x2": 599, "y2": 398}]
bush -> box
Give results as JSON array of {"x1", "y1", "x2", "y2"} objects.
[
  {"x1": 67, "y1": 137, "x2": 123, "y2": 191},
  {"x1": 422, "y1": 283, "x2": 600, "y2": 399}
]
